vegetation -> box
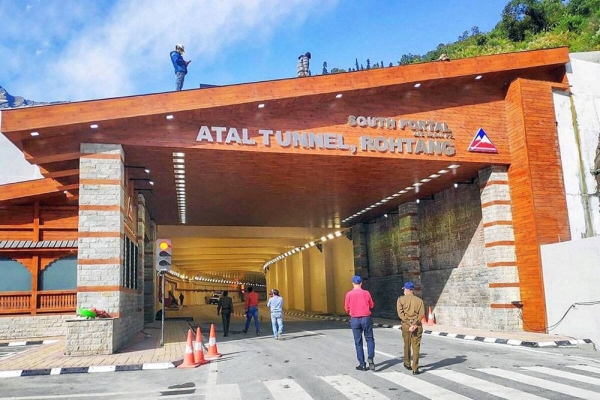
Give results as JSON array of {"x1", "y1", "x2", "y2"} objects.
[
  {"x1": 324, "y1": 0, "x2": 600, "y2": 72},
  {"x1": 398, "y1": 0, "x2": 600, "y2": 65}
]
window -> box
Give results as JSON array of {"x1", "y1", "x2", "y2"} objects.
[
  {"x1": 40, "y1": 255, "x2": 77, "y2": 290},
  {"x1": 122, "y1": 236, "x2": 139, "y2": 289},
  {"x1": 0, "y1": 257, "x2": 31, "y2": 292}
]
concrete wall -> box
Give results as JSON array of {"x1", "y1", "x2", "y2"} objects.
[
  {"x1": 541, "y1": 236, "x2": 600, "y2": 346},
  {"x1": 554, "y1": 53, "x2": 600, "y2": 238}
]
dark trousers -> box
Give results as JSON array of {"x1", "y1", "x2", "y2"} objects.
[
  {"x1": 350, "y1": 316, "x2": 375, "y2": 366},
  {"x1": 221, "y1": 311, "x2": 231, "y2": 335},
  {"x1": 401, "y1": 322, "x2": 423, "y2": 371}
]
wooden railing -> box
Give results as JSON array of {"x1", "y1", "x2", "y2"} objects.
[{"x1": 0, "y1": 290, "x2": 77, "y2": 315}]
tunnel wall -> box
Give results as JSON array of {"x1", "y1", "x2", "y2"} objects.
[{"x1": 357, "y1": 181, "x2": 490, "y2": 327}]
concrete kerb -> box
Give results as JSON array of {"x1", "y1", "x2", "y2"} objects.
[
  {"x1": 0, "y1": 339, "x2": 60, "y2": 347},
  {"x1": 0, "y1": 363, "x2": 178, "y2": 379},
  {"x1": 284, "y1": 311, "x2": 596, "y2": 350}
]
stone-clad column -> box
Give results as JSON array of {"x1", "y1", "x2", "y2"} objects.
[
  {"x1": 69, "y1": 143, "x2": 125, "y2": 355},
  {"x1": 144, "y1": 219, "x2": 157, "y2": 323},
  {"x1": 397, "y1": 202, "x2": 421, "y2": 295},
  {"x1": 479, "y1": 166, "x2": 522, "y2": 331}
]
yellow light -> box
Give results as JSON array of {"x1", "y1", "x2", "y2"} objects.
[{"x1": 158, "y1": 241, "x2": 170, "y2": 251}]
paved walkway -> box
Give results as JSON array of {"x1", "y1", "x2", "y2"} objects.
[
  {"x1": 0, "y1": 305, "x2": 595, "y2": 376},
  {"x1": 0, "y1": 319, "x2": 189, "y2": 373}
]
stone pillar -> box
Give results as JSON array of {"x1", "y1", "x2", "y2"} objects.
[
  {"x1": 397, "y1": 202, "x2": 421, "y2": 295},
  {"x1": 71, "y1": 144, "x2": 126, "y2": 355},
  {"x1": 479, "y1": 166, "x2": 522, "y2": 331},
  {"x1": 144, "y1": 220, "x2": 156, "y2": 322}
]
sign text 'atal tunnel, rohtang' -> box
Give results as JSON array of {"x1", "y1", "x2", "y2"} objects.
[{"x1": 195, "y1": 115, "x2": 457, "y2": 157}]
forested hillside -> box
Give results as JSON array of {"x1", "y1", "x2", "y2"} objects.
[
  {"x1": 325, "y1": 0, "x2": 600, "y2": 72},
  {"x1": 399, "y1": 0, "x2": 600, "y2": 65}
]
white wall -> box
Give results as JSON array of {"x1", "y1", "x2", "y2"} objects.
[
  {"x1": 541, "y1": 236, "x2": 600, "y2": 347},
  {"x1": 0, "y1": 111, "x2": 43, "y2": 185},
  {"x1": 554, "y1": 53, "x2": 600, "y2": 238}
]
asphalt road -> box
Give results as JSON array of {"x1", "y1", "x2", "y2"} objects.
[{"x1": 2, "y1": 309, "x2": 600, "y2": 399}]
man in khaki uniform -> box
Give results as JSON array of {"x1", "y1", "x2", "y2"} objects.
[{"x1": 396, "y1": 281, "x2": 425, "y2": 375}]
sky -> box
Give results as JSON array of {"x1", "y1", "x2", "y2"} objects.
[{"x1": 0, "y1": 0, "x2": 510, "y2": 103}]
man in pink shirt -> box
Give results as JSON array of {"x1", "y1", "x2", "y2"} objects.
[
  {"x1": 242, "y1": 286, "x2": 261, "y2": 335},
  {"x1": 344, "y1": 275, "x2": 375, "y2": 371}
]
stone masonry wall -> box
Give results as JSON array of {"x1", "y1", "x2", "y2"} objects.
[
  {"x1": 419, "y1": 182, "x2": 488, "y2": 328},
  {"x1": 0, "y1": 315, "x2": 71, "y2": 339},
  {"x1": 361, "y1": 214, "x2": 404, "y2": 319}
]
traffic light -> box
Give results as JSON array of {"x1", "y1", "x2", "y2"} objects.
[{"x1": 155, "y1": 239, "x2": 172, "y2": 272}]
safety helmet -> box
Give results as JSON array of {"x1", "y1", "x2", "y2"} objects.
[{"x1": 175, "y1": 44, "x2": 185, "y2": 52}]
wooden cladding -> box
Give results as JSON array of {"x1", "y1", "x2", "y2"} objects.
[
  {"x1": 506, "y1": 78, "x2": 571, "y2": 332},
  {"x1": 0, "y1": 204, "x2": 78, "y2": 242},
  {"x1": 0, "y1": 290, "x2": 76, "y2": 314}
]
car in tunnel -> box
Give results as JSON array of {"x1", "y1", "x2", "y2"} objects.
[{"x1": 208, "y1": 291, "x2": 223, "y2": 305}]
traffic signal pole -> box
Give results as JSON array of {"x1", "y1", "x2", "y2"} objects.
[
  {"x1": 160, "y1": 271, "x2": 165, "y2": 347},
  {"x1": 155, "y1": 239, "x2": 172, "y2": 348}
]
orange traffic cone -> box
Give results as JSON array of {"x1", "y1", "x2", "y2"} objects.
[
  {"x1": 421, "y1": 314, "x2": 428, "y2": 326},
  {"x1": 177, "y1": 329, "x2": 199, "y2": 368},
  {"x1": 193, "y1": 327, "x2": 208, "y2": 365},
  {"x1": 205, "y1": 323, "x2": 222, "y2": 359},
  {"x1": 427, "y1": 306, "x2": 436, "y2": 325}
]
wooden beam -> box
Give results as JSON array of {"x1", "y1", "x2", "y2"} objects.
[
  {"x1": 0, "y1": 179, "x2": 60, "y2": 202},
  {"x1": 57, "y1": 183, "x2": 80, "y2": 191},
  {"x1": 43, "y1": 168, "x2": 80, "y2": 179},
  {"x1": 25, "y1": 152, "x2": 81, "y2": 165}
]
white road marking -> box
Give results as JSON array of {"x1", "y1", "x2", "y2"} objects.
[
  {"x1": 523, "y1": 366, "x2": 600, "y2": 386},
  {"x1": 87, "y1": 365, "x2": 116, "y2": 373},
  {"x1": 207, "y1": 359, "x2": 218, "y2": 386},
  {"x1": 567, "y1": 365, "x2": 600, "y2": 374},
  {"x1": 320, "y1": 374, "x2": 389, "y2": 399},
  {"x1": 376, "y1": 371, "x2": 470, "y2": 399},
  {"x1": 478, "y1": 367, "x2": 600, "y2": 400},
  {"x1": 264, "y1": 378, "x2": 312, "y2": 399},
  {"x1": 430, "y1": 369, "x2": 545, "y2": 399}
]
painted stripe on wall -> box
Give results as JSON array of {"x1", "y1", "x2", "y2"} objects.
[
  {"x1": 78, "y1": 232, "x2": 122, "y2": 238},
  {"x1": 485, "y1": 241, "x2": 516, "y2": 247},
  {"x1": 78, "y1": 258, "x2": 121, "y2": 265},
  {"x1": 482, "y1": 200, "x2": 512, "y2": 208},
  {"x1": 487, "y1": 262, "x2": 517, "y2": 268},
  {"x1": 80, "y1": 179, "x2": 121, "y2": 185},
  {"x1": 489, "y1": 282, "x2": 520, "y2": 288},
  {"x1": 483, "y1": 220, "x2": 513, "y2": 228}
]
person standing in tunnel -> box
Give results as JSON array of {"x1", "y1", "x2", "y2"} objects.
[
  {"x1": 242, "y1": 286, "x2": 260, "y2": 335},
  {"x1": 397, "y1": 281, "x2": 425, "y2": 375},
  {"x1": 345, "y1": 275, "x2": 375, "y2": 371},
  {"x1": 267, "y1": 289, "x2": 284, "y2": 340},
  {"x1": 217, "y1": 290, "x2": 233, "y2": 337}
]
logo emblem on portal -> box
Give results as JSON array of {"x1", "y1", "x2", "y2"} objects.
[{"x1": 468, "y1": 128, "x2": 498, "y2": 153}]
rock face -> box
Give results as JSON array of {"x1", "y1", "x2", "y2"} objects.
[{"x1": 0, "y1": 85, "x2": 60, "y2": 108}]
